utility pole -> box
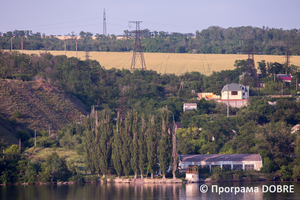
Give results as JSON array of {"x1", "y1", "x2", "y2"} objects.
[
  {"x1": 11, "y1": 35, "x2": 15, "y2": 51},
  {"x1": 35, "y1": 130, "x2": 36, "y2": 147},
  {"x1": 75, "y1": 37, "x2": 78, "y2": 58},
  {"x1": 19, "y1": 138, "x2": 21, "y2": 153},
  {"x1": 103, "y1": 8, "x2": 107, "y2": 36},
  {"x1": 129, "y1": 21, "x2": 146, "y2": 70},
  {"x1": 48, "y1": 125, "x2": 51, "y2": 136},
  {"x1": 21, "y1": 36, "x2": 23, "y2": 53},
  {"x1": 227, "y1": 85, "x2": 229, "y2": 117},
  {"x1": 84, "y1": 46, "x2": 90, "y2": 60},
  {"x1": 64, "y1": 36, "x2": 67, "y2": 56}
]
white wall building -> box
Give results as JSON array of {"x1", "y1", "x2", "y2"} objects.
[
  {"x1": 179, "y1": 154, "x2": 263, "y2": 172},
  {"x1": 183, "y1": 103, "x2": 197, "y2": 112}
]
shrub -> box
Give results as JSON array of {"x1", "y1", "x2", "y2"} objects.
[{"x1": 69, "y1": 174, "x2": 84, "y2": 183}]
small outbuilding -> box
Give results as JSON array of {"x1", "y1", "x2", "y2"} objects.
[
  {"x1": 183, "y1": 103, "x2": 197, "y2": 112},
  {"x1": 179, "y1": 154, "x2": 263, "y2": 172}
]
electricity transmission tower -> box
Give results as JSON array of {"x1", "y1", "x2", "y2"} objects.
[
  {"x1": 103, "y1": 9, "x2": 107, "y2": 36},
  {"x1": 239, "y1": 39, "x2": 258, "y2": 86},
  {"x1": 115, "y1": 89, "x2": 131, "y2": 120},
  {"x1": 129, "y1": 21, "x2": 146, "y2": 70}
]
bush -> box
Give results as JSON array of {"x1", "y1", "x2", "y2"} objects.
[
  {"x1": 264, "y1": 173, "x2": 274, "y2": 181},
  {"x1": 101, "y1": 177, "x2": 107, "y2": 182},
  {"x1": 69, "y1": 174, "x2": 84, "y2": 183},
  {"x1": 84, "y1": 175, "x2": 98, "y2": 183},
  {"x1": 13, "y1": 110, "x2": 22, "y2": 118}
]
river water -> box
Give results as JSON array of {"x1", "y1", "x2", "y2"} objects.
[{"x1": 1, "y1": 181, "x2": 300, "y2": 200}]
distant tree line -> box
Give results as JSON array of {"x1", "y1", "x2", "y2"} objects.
[{"x1": 1, "y1": 26, "x2": 300, "y2": 55}]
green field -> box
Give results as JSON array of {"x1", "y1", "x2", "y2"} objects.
[{"x1": 16, "y1": 50, "x2": 300, "y2": 75}]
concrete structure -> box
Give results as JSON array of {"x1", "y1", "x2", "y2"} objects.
[
  {"x1": 218, "y1": 83, "x2": 249, "y2": 108},
  {"x1": 185, "y1": 166, "x2": 199, "y2": 182},
  {"x1": 196, "y1": 93, "x2": 221, "y2": 100},
  {"x1": 183, "y1": 103, "x2": 197, "y2": 112},
  {"x1": 179, "y1": 154, "x2": 263, "y2": 171}
]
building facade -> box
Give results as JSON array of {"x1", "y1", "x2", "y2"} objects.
[
  {"x1": 179, "y1": 154, "x2": 263, "y2": 172},
  {"x1": 218, "y1": 83, "x2": 249, "y2": 108},
  {"x1": 183, "y1": 103, "x2": 197, "y2": 112}
]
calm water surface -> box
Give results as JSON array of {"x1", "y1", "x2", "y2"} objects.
[{"x1": 1, "y1": 182, "x2": 300, "y2": 200}]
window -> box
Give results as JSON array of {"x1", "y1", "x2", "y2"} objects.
[
  {"x1": 223, "y1": 164, "x2": 231, "y2": 171},
  {"x1": 233, "y1": 164, "x2": 243, "y2": 170},
  {"x1": 245, "y1": 164, "x2": 254, "y2": 171},
  {"x1": 231, "y1": 91, "x2": 238, "y2": 95}
]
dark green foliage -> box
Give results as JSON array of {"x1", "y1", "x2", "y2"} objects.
[
  {"x1": 112, "y1": 113, "x2": 123, "y2": 178},
  {"x1": 121, "y1": 112, "x2": 132, "y2": 177},
  {"x1": 147, "y1": 115, "x2": 157, "y2": 179},
  {"x1": 130, "y1": 112, "x2": 139, "y2": 179},
  {"x1": 255, "y1": 122, "x2": 293, "y2": 170},
  {"x1": 98, "y1": 111, "x2": 113, "y2": 177},
  {"x1": 138, "y1": 116, "x2": 147, "y2": 179},
  {"x1": 158, "y1": 106, "x2": 171, "y2": 178},
  {"x1": 42, "y1": 152, "x2": 71, "y2": 182}
]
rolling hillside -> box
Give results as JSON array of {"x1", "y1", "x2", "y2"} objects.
[
  {"x1": 0, "y1": 79, "x2": 88, "y2": 146},
  {"x1": 16, "y1": 50, "x2": 300, "y2": 75}
]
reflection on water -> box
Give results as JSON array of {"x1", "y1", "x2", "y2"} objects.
[{"x1": 1, "y1": 182, "x2": 300, "y2": 200}]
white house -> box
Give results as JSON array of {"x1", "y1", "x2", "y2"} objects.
[
  {"x1": 221, "y1": 83, "x2": 249, "y2": 100},
  {"x1": 183, "y1": 103, "x2": 197, "y2": 112},
  {"x1": 217, "y1": 83, "x2": 249, "y2": 108}
]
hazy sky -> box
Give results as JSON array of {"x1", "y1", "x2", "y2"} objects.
[{"x1": 1, "y1": 0, "x2": 300, "y2": 36}]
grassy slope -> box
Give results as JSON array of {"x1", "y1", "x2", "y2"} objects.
[
  {"x1": 16, "y1": 50, "x2": 300, "y2": 75},
  {"x1": 0, "y1": 79, "x2": 88, "y2": 146},
  {"x1": 24, "y1": 147, "x2": 87, "y2": 173}
]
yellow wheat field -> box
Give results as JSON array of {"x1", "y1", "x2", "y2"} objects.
[{"x1": 15, "y1": 50, "x2": 300, "y2": 75}]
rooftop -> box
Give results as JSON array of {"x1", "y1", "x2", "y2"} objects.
[
  {"x1": 180, "y1": 154, "x2": 262, "y2": 162},
  {"x1": 221, "y1": 83, "x2": 248, "y2": 92}
]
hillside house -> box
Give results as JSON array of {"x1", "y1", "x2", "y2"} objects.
[
  {"x1": 179, "y1": 154, "x2": 263, "y2": 172},
  {"x1": 183, "y1": 103, "x2": 197, "y2": 112},
  {"x1": 277, "y1": 74, "x2": 292, "y2": 83},
  {"x1": 217, "y1": 83, "x2": 249, "y2": 108}
]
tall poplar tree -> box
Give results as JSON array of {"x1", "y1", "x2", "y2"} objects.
[
  {"x1": 99, "y1": 110, "x2": 112, "y2": 177},
  {"x1": 172, "y1": 116, "x2": 178, "y2": 179},
  {"x1": 131, "y1": 112, "x2": 139, "y2": 179},
  {"x1": 112, "y1": 112, "x2": 123, "y2": 178},
  {"x1": 138, "y1": 116, "x2": 147, "y2": 179},
  {"x1": 121, "y1": 112, "x2": 132, "y2": 177},
  {"x1": 147, "y1": 115, "x2": 157, "y2": 179},
  {"x1": 158, "y1": 106, "x2": 171, "y2": 179}
]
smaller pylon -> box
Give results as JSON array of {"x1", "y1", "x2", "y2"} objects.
[
  {"x1": 103, "y1": 9, "x2": 107, "y2": 36},
  {"x1": 84, "y1": 46, "x2": 91, "y2": 60}
]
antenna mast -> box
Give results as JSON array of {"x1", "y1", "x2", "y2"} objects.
[
  {"x1": 129, "y1": 21, "x2": 146, "y2": 70},
  {"x1": 103, "y1": 9, "x2": 107, "y2": 36}
]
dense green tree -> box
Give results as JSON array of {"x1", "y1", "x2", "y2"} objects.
[
  {"x1": 138, "y1": 116, "x2": 147, "y2": 179},
  {"x1": 158, "y1": 106, "x2": 171, "y2": 179},
  {"x1": 112, "y1": 112, "x2": 123, "y2": 178},
  {"x1": 147, "y1": 115, "x2": 157, "y2": 179},
  {"x1": 130, "y1": 112, "x2": 139, "y2": 179}
]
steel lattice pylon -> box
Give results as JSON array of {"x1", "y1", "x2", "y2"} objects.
[{"x1": 129, "y1": 21, "x2": 146, "y2": 70}]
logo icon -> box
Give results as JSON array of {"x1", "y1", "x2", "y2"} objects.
[{"x1": 200, "y1": 184, "x2": 208, "y2": 193}]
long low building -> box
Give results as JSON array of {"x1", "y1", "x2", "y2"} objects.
[{"x1": 179, "y1": 154, "x2": 263, "y2": 171}]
